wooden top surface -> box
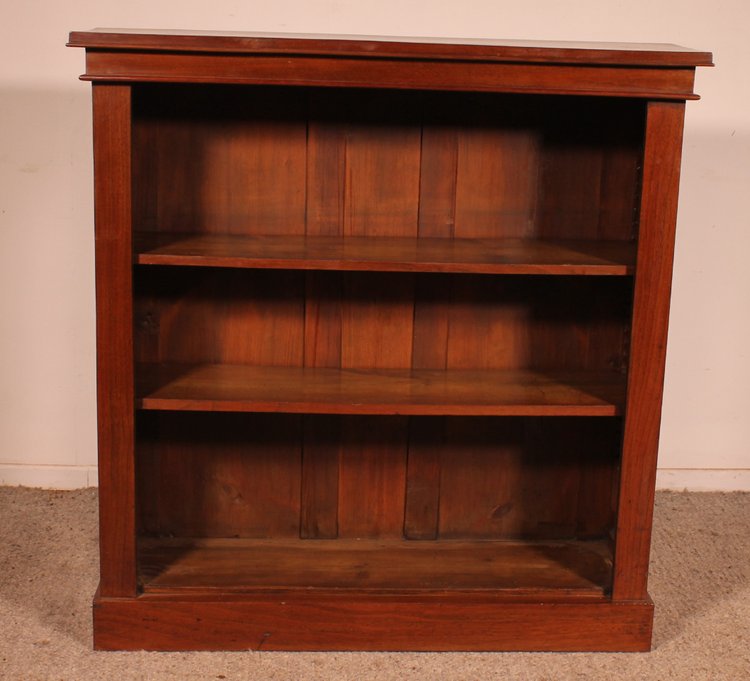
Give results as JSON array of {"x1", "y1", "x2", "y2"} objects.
[{"x1": 67, "y1": 29, "x2": 713, "y2": 67}]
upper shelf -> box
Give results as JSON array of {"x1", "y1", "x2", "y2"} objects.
[{"x1": 134, "y1": 233, "x2": 636, "y2": 276}]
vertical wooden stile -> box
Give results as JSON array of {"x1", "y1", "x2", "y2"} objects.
[
  {"x1": 613, "y1": 101, "x2": 686, "y2": 601},
  {"x1": 92, "y1": 84, "x2": 137, "y2": 597}
]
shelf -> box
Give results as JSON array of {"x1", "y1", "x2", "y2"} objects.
[
  {"x1": 134, "y1": 233, "x2": 636, "y2": 276},
  {"x1": 136, "y1": 363, "x2": 625, "y2": 416},
  {"x1": 138, "y1": 538, "x2": 613, "y2": 596}
]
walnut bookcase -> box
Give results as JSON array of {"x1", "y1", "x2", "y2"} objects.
[{"x1": 68, "y1": 30, "x2": 712, "y2": 652}]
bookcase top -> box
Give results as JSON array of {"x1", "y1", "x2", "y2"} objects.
[{"x1": 68, "y1": 29, "x2": 713, "y2": 68}]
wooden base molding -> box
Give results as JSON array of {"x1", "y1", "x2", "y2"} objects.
[{"x1": 94, "y1": 591, "x2": 654, "y2": 652}]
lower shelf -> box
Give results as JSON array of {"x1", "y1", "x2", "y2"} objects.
[
  {"x1": 97, "y1": 535, "x2": 647, "y2": 652},
  {"x1": 138, "y1": 537, "x2": 612, "y2": 597}
]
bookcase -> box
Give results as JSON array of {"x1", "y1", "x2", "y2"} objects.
[{"x1": 68, "y1": 29, "x2": 712, "y2": 651}]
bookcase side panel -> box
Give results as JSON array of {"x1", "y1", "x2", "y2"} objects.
[
  {"x1": 93, "y1": 84, "x2": 138, "y2": 597},
  {"x1": 614, "y1": 101, "x2": 686, "y2": 601}
]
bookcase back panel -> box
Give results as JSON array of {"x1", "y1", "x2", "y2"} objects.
[
  {"x1": 135, "y1": 269, "x2": 631, "y2": 372},
  {"x1": 132, "y1": 86, "x2": 644, "y2": 241},
  {"x1": 433, "y1": 417, "x2": 620, "y2": 540},
  {"x1": 134, "y1": 268, "x2": 306, "y2": 366},
  {"x1": 132, "y1": 86, "x2": 308, "y2": 234},
  {"x1": 136, "y1": 412, "x2": 619, "y2": 541},
  {"x1": 137, "y1": 412, "x2": 303, "y2": 538}
]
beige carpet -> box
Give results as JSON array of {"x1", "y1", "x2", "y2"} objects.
[{"x1": 0, "y1": 488, "x2": 748, "y2": 680}]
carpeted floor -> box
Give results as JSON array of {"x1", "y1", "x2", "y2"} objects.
[{"x1": 0, "y1": 488, "x2": 748, "y2": 680}]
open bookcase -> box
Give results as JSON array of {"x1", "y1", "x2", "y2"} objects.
[{"x1": 68, "y1": 30, "x2": 711, "y2": 651}]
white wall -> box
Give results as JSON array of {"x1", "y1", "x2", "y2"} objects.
[{"x1": 0, "y1": 1, "x2": 747, "y2": 490}]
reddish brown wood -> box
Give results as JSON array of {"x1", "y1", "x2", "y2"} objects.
[
  {"x1": 299, "y1": 415, "x2": 340, "y2": 539},
  {"x1": 136, "y1": 413, "x2": 302, "y2": 538},
  {"x1": 299, "y1": 112, "x2": 346, "y2": 537},
  {"x1": 438, "y1": 276, "x2": 630, "y2": 372},
  {"x1": 81, "y1": 50, "x2": 701, "y2": 100},
  {"x1": 334, "y1": 114, "x2": 419, "y2": 537},
  {"x1": 336, "y1": 417, "x2": 408, "y2": 538},
  {"x1": 536, "y1": 99, "x2": 644, "y2": 240},
  {"x1": 134, "y1": 233, "x2": 636, "y2": 275},
  {"x1": 613, "y1": 102, "x2": 686, "y2": 601},
  {"x1": 338, "y1": 295, "x2": 412, "y2": 539},
  {"x1": 403, "y1": 417, "x2": 443, "y2": 539},
  {"x1": 138, "y1": 537, "x2": 612, "y2": 592},
  {"x1": 73, "y1": 31, "x2": 709, "y2": 652},
  {"x1": 135, "y1": 363, "x2": 626, "y2": 416},
  {"x1": 93, "y1": 595, "x2": 654, "y2": 651},
  {"x1": 454, "y1": 104, "x2": 539, "y2": 238},
  {"x1": 405, "y1": 148, "x2": 455, "y2": 539},
  {"x1": 133, "y1": 269, "x2": 305, "y2": 365},
  {"x1": 132, "y1": 86, "x2": 308, "y2": 235},
  {"x1": 68, "y1": 29, "x2": 713, "y2": 67},
  {"x1": 574, "y1": 418, "x2": 622, "y2": 538},
  {"x1": 437, "y1": 418, "x2": 599, "y2": 539},
  {"x1": 131, "y1": 88, "x2": 643, "y2": 245},
  {"x1": 93, "y1": 84, "x2": 137, "y2": 598}
]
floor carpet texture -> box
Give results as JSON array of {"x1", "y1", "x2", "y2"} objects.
[{"x1": 0, "y1": 487, "x2": 747, "y2": 680}]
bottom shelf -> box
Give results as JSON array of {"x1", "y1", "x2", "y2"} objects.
[{"x1": 138, "y1": 537, "x2": 612, "y2": 597}]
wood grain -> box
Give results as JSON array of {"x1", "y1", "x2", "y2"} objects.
[
  {"x1": 441, "y1": 276, "x2": 631, "y2": 372},
  {"x1": 136, "y1": 363, "x2": 626, "y2": 416},
  {"x1": 132, "y1": 86, "x2": 308, "y2": 236},
  {"x1": 134, "y1": 233, "x2": 636, "y2": 275},
  {"x1": 300, "y1": 415, "x2": 340, "y2": 539},
  {"x1": 81, "y1": 51, "x2": 701, "y2": 101},
  {"x1": 403, "y1": 417, "x2": 443, "y2": 540},
  {"x1": 93, "y1": 595, "x2": 654, "y2": 651},
  {"x1": 334, "y1": 104, "x2": 420, "y2": 538},
  {"x1": 453, "y1": 99, "x2": 539, "y2": 239},
  {"x1": 138, "y1": 537, "x2": 613, "y2": 593},
  {"x1": 133, "y1": 268, "x2": 305, "y2": 366},
  {"x1": 300, "y1": 99, "x2": 346, "y2": 538},
  {"x1": 136, "y1": 413, "x2": 302, "y2": 538},
  {"x1": 437, "y1": 418, "x2": 607, "y2": 539},
  {"x1": 613, "y1": 102, "x2": 686, "y2": 601},
  {"x1": 536, "y1": 98, "x2": 644, "y2": 241},
  {"x1": 75, "y1": 31, "x2": 711, "y2": 652},
  {"x1": 337, "y1": 417, "x2": 409, "y2": 538},
  {"x1": 92, "y1": 84, "x2": 137, "y2": 598},
  {"x1": 69, "y1": 30, "x2": 713, "y2": 67}
]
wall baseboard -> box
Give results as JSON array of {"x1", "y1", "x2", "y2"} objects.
[
  {"x1": 1, "y1": 464, "x2": 749, "y2": 492},
  {"x1": 0, "y1": 464, "x2": 97, "y2": 489},
  {"x1": 656, "y1": 468, "x2": 750, "y2": 491}
]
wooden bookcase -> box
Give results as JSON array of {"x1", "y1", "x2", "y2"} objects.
[{"x1": 68, "y1": 30, "x2": 712, "y2": 652}]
